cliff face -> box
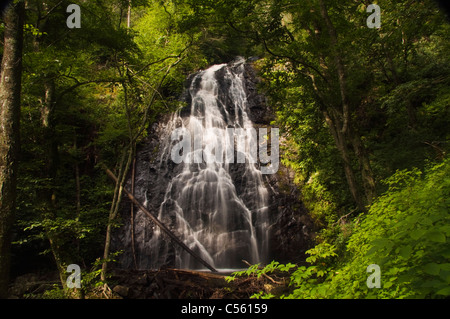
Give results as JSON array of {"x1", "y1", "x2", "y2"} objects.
[
  {"x1": 112, "y1": 58, "x2": 315, "y2": 270},
  {"x1": 242, "y1": 60, "x2": 316, "y2": 264}
]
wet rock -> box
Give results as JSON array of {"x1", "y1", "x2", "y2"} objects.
[{"x1": 111, "y1": 58, "x2": 315, "y2": 270}]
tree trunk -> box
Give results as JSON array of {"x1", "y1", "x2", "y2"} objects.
[
  {"x1": 130, "y1": 158, "x2": 138, "y2": 269},
  {"x1": 127, "y1": 0, "x2": 131, "y2": 29},
  {"x1": 40, "y1": 77, "x2": 68, "y2": 286},
  {"x1": 323, "y1": 110, "x2": 366, "y2": 212},
  {"x1": 0, "y1": 2, "x2": 24, "y2": 298},
  {"x1": 74, "y1": 137, "x2": 83, "y2": 267},
  {"x1": 41, "y1": 77, "x2": 59, "y2": 181},
  {"x1": 318, "y1": 0, "x2": 376, "y2": 209},
  {"x1": 47, "y1": 236, "x2": 67, "y2": 290},
  {"x1": 318, "y1": 0, "x2": 350, "y2": 134},
  {"x1": 101, "y1": 148, "x2": 133, "y2": 281},
  {"x1": 348, "y1": 126, "x2": 376, "y2": 206}
]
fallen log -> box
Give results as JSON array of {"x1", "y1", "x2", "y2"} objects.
[
  {"x1": 166, "y1": 268, "x2": 225, "y2": 277},
  {"x1": 104, "y1": 167, "x2": 218, "y2": 272}
]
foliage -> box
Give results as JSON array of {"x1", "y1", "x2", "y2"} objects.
[
  {"x1": 80, "y1": 251, "x2": 123, "y2": 294},
  {"x1": 335, "y1": 159, "x2": 450, "y2": 298},
  {"x1": 235, "y1": 159, "x2": 450, "y2": 299},
  {"x1": 226, "y1": 260, "x2": 296, "y2": 283},
  {"x1": 40, "y1": 285, "x2": 68, "y2": 299}
]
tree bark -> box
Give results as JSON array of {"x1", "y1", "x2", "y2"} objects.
[
  {"x1": 348, "y1": 126, "x2": 376, "y2": 206},
  {"x1": 41, "y1": 77, "x2": 59, "y2": 181},
  {"x1": 127, "y1": 0, "x2": 131, "y2": 29},
  {"x1": 130, "y1": 157, "x2": 137, "y2": 269},
  {"x1": 0, "y1": 2, "x2": 24, "y2": 298},
  {"x1": 323, "y1": 110, "x2": 365, "y2": 212},
  {"x1": 318, "y1": 0, "x2": 350, "y2": 134}
]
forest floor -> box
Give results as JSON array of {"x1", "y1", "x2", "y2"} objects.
[
  {"x1": 102, "y1": 268, "x2": 289, "y2": 299},
  {"x1": 9, "y1": 268, "x2": 290, "y2": 299}
]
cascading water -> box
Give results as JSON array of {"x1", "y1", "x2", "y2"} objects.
[{"x1": 116, "y1": 58, "x2": 273, "y2": 270}]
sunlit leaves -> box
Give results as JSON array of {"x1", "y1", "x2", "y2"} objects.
[
  {"x1": 237, "y1": 159, "x2": 450, "y2": 299},
  {"x1": 348, "y1": 160, "x2": 450, "y2": 298}
]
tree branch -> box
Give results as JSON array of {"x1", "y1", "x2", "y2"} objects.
[{"x1": 56, "y1": 77, "x2": 120, "y2": 103}]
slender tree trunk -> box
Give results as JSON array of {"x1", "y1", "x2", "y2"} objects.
[
  {"x1": 323, "y1": 110, "x2": 365, "y2": 211},
  {"x1": 0, "y1": 2, "x2": 24, "y2": 298},
  {"x1": 349, "y1": 127, "x2": 376, "y2": 206},
  {"x1": 40, "y1": 77, "x2": 67, "y2": 285},
  {"x1": 318, "y1": 0, "x2": 350, "y2": 134},
  {"x1": 101, "y1": 147, "x2": 133, "y2": 281},
  {"x1": 74, "y1": 137, "x2": 83, "y2": 268},
  {"x1": 130, "y1": 157, "x2": 138, "y2": 269},
  {"x1": 75, "y1": 144, "x2": 81, "y2": 219},
  {"x1": 101, "y1": 79, "x2": 136, "y2": 279},
  {"x1": 127, "y1": 0, "x2": 131, "y2": 29},
  {"x1": 47, "y1": 236, "x2": 67, "y2": 290},
  {"x1": 318, "y1": 0, "x2": 362, "y2": 209},
  {"x1": 42, "y1": 77, "x2": 59, "y2": 181}
]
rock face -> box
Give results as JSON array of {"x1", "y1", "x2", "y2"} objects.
[
  {"x1": 242, "y1": 63, "x2": 274, "y2": 125},
  {"x1": 265, "y1": 165, "x2": 316, "y2": 264},
  {"x1": 112, "y1": 58, "x2": 315, "y2": 270}
]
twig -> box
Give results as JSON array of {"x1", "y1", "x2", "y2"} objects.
[
  {"x1": 102, "y1": 283, "x2": 112, "y2": 299},
  {"x1": 332, "y1": 208, "x2": 358, "y2": 226},
  {"x1": 422, "y1": 141, "x2": 446, "y2": 157}
]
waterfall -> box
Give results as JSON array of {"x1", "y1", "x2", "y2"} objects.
[{"x1": 116, "y1": 58, "x2": 272, "y2": 270}]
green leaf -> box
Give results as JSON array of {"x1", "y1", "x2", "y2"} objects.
[
  {"x1": 306, "y1": 255, "x2": 317, "y2": 264},
  {"x1": 420, "y1": 279, "x2": 445, "y2": 288},
  {"x1": 439, "y1": 225, "x2": 450, "y2": 236},
  {"x1": 439, "y1": 270, "x2": 450, "y2": 284},
  {"x1": 436, "y1": 286, "x2": 450, "y2": 296},
  {"x1": 410, "y1": 229, "x2": 426, "y2": 240},
  {"x1": 279, "y1": 263, "x2": 296, "y2": 272},
  {"x1": 439, "y1": 263, "x2": 450, "y2": 271},
  {"x1": 426, "y1": 231, "x2": 446, "y2": 243},
  {"x1": 442, "y1": 249, "x2": 450, "y2": 258},
  {"x1": 369, "y1": 238, "x2": 394, "y2": 255},
  {"x1": 399, "y1": 245, "x2": 412, "y2": 258},
  {"x1": 424, "y1": 263, "x2": 440, "y2": 276},
  {"x1": 366, "y1": 245, "x2": 379, "y2": 256},
  {"x1": 384, "y1": 281, "x2": 394, "y2": 289},
  {"x1": 419, "y1": 217, "x2": 433, "y2": 226}
]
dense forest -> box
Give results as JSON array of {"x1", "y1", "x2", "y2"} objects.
[{"x1": 0, "y1": 0, "x2": 449, "y2": 299}]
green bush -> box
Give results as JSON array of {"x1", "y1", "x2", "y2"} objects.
[
  {"x1": 337, "y1": 159, "x2": 450, "y2": 298},
  {"x1": 233, "y1": 159, "x2": 450, "y2": 299}
]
